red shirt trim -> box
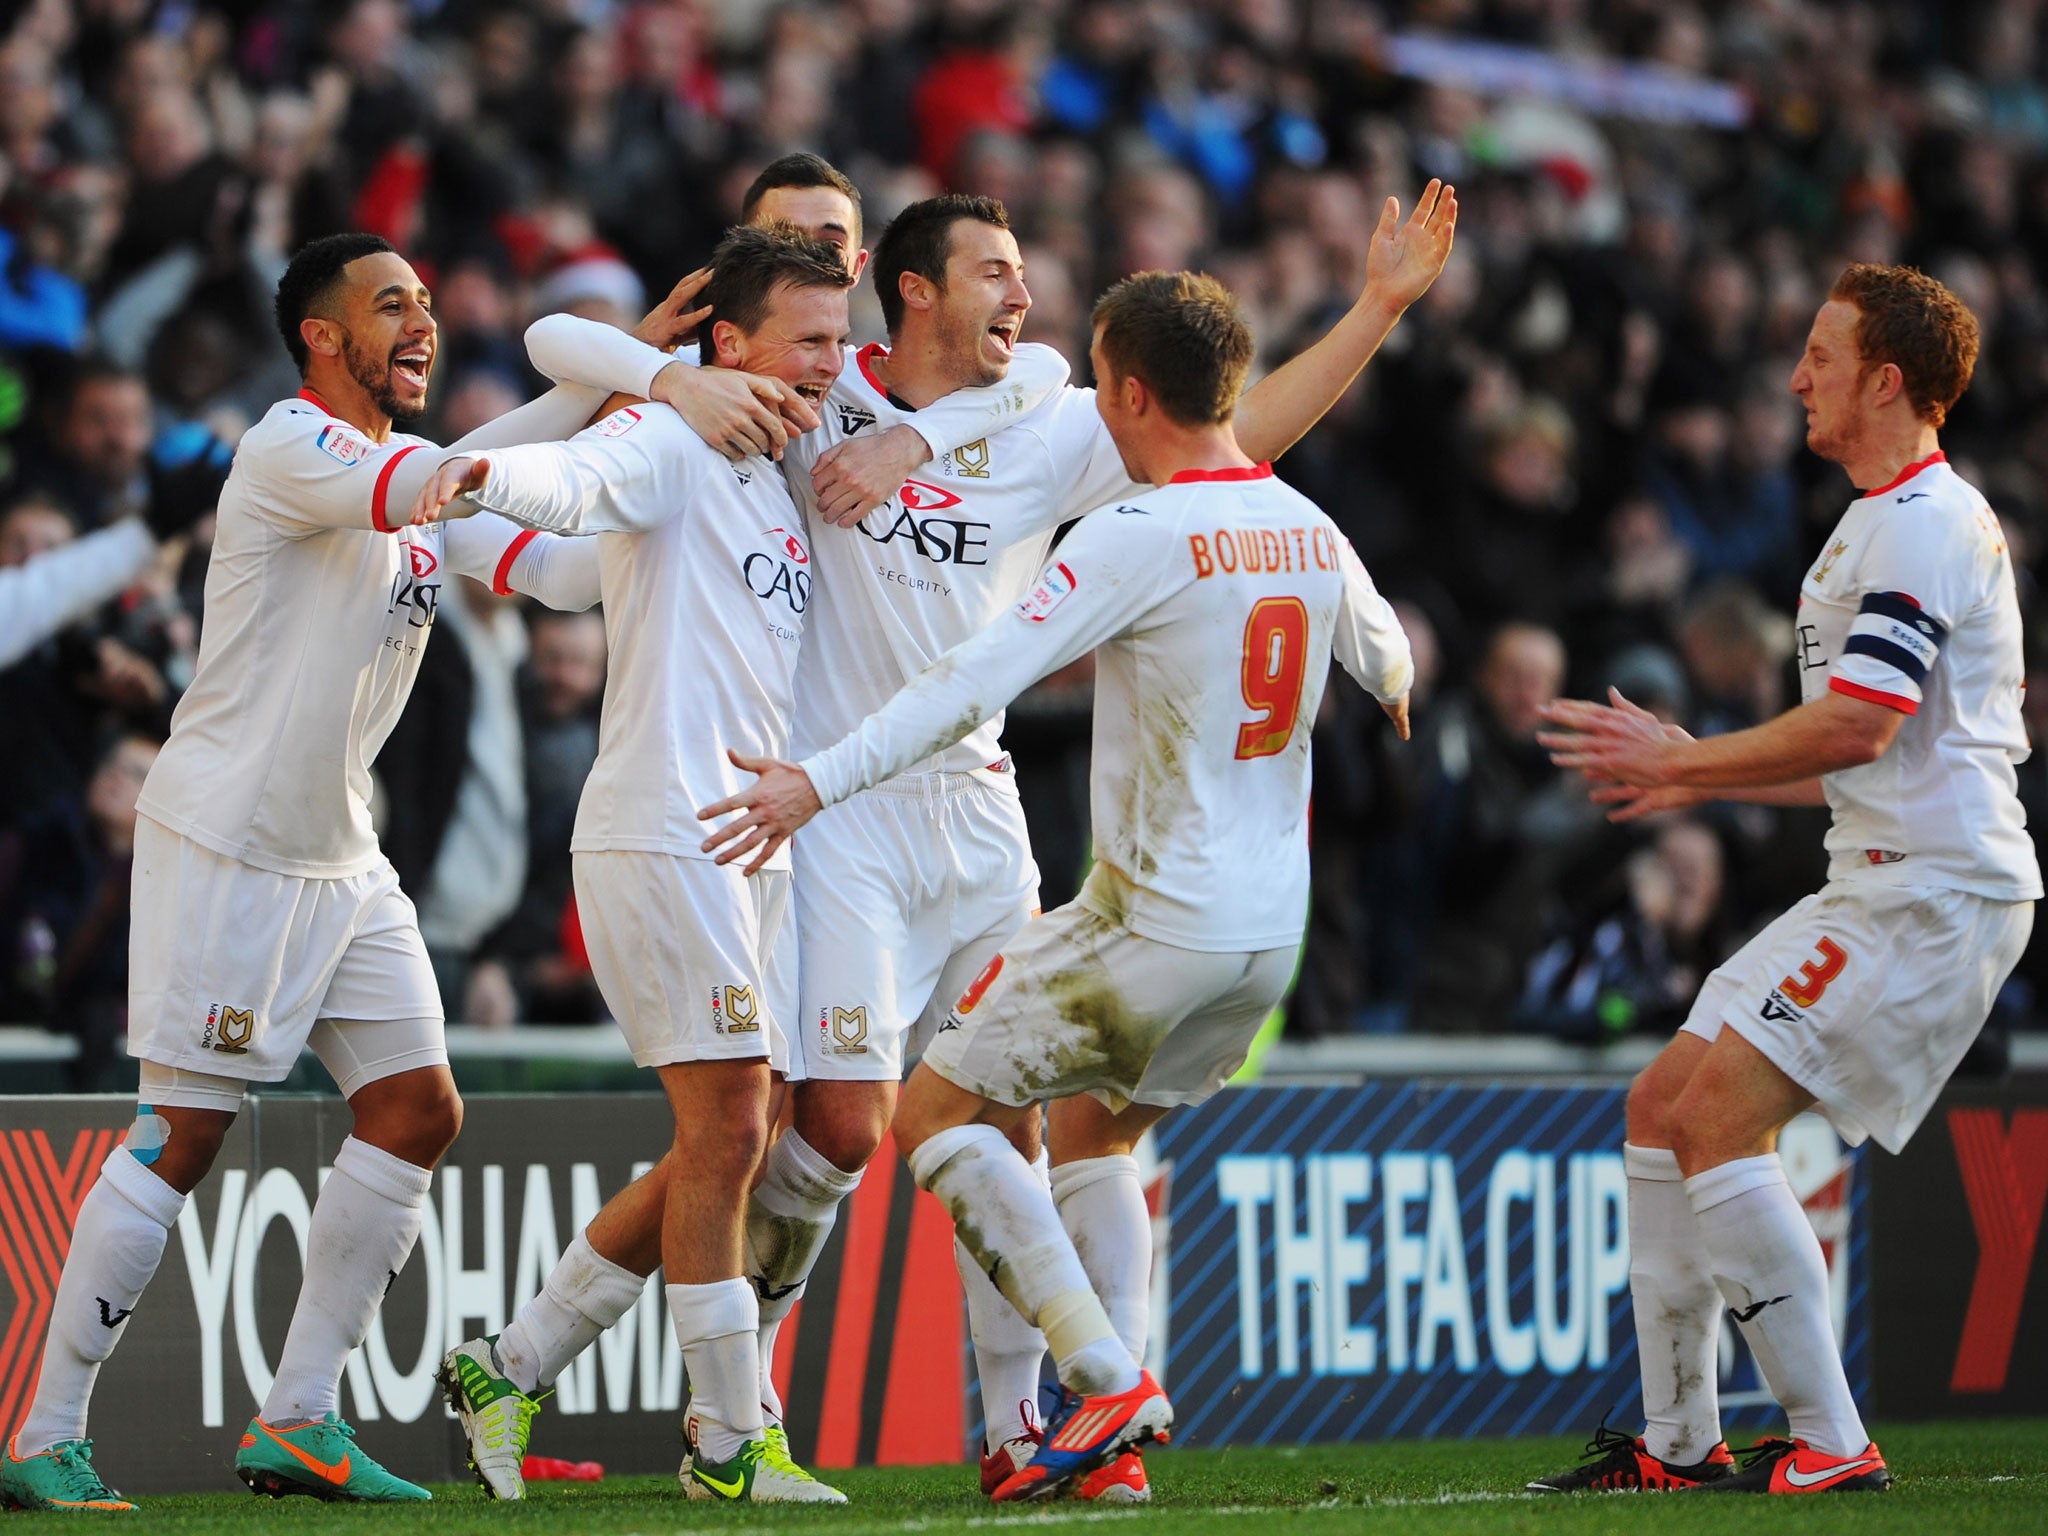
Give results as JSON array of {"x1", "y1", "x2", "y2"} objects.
[
  {"x1": 856, "y1": 342, "x2": 890, "y2": 397},
  {"x1": 1169, "y1": 463, "x2": 1274, "y2": 484},
  {"x1": 492, "y1": 529, "x2": 539, "y2": 596},
  {"x1": 297, "y1": 387, "x2": 332, "y2": 412},
  {"x1": 371, "y1": 444, "x2": 421, "y2": 534},
  {"x1": 1862, "y1": 451, "x2": 1946, "y2": 499},
  {"x1": 1831, "y1": 675, "x2": 1918, "y2": 716}
]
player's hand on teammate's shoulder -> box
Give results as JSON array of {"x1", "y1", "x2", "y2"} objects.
[
  {"x1": 812, "y1": 424, "x2": 930, "y2": 526},
  {"x1": 650, "y1": 365, "x2": 820, "y2": 463},
  {"x1": 696, "y1": 750, "x2": 824, "y2": 875},
  {"x1": 1362, "y1": 177, "x2": 1459, "y2": 313},
  {"x1": 633, "y1": 266, "x2": 714, "y2": 351},
  {"x1": 409, "y1": 456, "x2": 490, "y2": 526}
]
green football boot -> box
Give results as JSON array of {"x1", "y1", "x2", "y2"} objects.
[
  {"x1": 684, "y1": 1430, "x2": 846, "y2": 1504},
  {"x1": 234, "y1": 1414, "x2": 430, "y2": 1501},
  {"x1": 436, "y1": 1335, "x2": 544, "y2": 1507},
  {"x1": 439, "y1": 1337, "x2": 544, "y2": 1499},
  {"x1": 0, "y1": 1435, "x2": 135, "y2": 1511}
]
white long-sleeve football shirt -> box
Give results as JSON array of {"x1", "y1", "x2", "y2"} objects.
[
  {"x1": 802, "y1": 464, "x2": 1413, "y2": 951},
  {"x1": 474, "y1": 402, "x2": 815, "y2": 870},
  {"x1": 137, "y1": 332, "x2": 663, "y2": 878}
]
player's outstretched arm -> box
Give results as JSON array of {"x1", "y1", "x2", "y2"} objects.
[
  {"x1": 1233, "y1": 179, "x2": 1457, "y2": 464},
  {"x1": 1545, "y1": 689, "x2": 1831, "y2": 821},
  {"x1": 412, "y1": 406, "x2": 695, "y2": 535},
  {"x1": 694, "y1": 601, "x2": 1051, "y2": 875},
  {"x1": 701, "y1": 506, "x2": 1176, "y2": 873},
  {"x1": 1540, "y1": 687, "x2": 1901, "y2": 793},
  {"x1": 525, "y1": 310, "x2": 819, "y2": 461},
  {"x1": 809, "y1": 344, "x2": 1071, "y2": 526}
]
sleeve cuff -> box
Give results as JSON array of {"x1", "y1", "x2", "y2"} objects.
[
  {"x1": 1376, "y1": 653, "x2": 1416, "y2": 705},
  {"x1": 370, "y1": 445, "x2": 422, "y2": 534},
  {"x1": 492, "y1": 529, "x2": 540, "y2": 595},
  {"x1": 636, "y1": 350, "x2": 672, "y2": 398},
  {"x1": 796, "y1": 753, "x2": 842, "y2": 808}
]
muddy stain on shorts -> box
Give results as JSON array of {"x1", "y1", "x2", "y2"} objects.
[{"x1": 1001, "y1": 910, "x2": 1163, "y2": 1108}]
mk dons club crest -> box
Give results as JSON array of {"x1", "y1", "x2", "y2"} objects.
[
  {"x1": 201, "y1": 1003, "x2": 254, "y2": 1055},
  {"x1": 949, "y1": 438, "x2": 991, "y2": 479},
  {"x1": 711, "y1": 985, "x2": 760, "y2": 1034},
  {"x1": 823, "y1": 1006, "x2": 868, "y2": 1052}
]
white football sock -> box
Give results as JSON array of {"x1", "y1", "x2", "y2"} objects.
[
  {"x1": 17, "y1": 1147, "x2": 185, "y2": 1454},
  {"x1": 961, "y1": 1145, "x2": 1050, "y2": 1449},
  {"x1": 909, "y1": 1125, "x2": 1137, "y2": 1396},
  {"x1": 958, "y1": 1238, "x2": 1051, "y2": 1449},
  {"x1": 262, "y1": 1137, "x2": 431, "y2": 1424},
  {"x1": 1051, "y1": 1153, "x2": 1151, "y2": 1365},
  {"x1": 1624, "y1": 1144, "x2": 1723, "y2": 1465},
  {"x1": 668, "y1": 1279, "x2": 763, "y2": 1464},
  {"x1": 1687, "y1": 1153, "x2": 1867, "y2": 1457},
  {"x1": 496, "y1": 1229, "x2": 650, "y2": 1393},
  {"x1": 745, "y1": 1130, "x2": 861, "y2": 1423}
]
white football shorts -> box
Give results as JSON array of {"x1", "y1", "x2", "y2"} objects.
[
  {"x1": 923, "y1": 875, "x2": 1297, "y2": 1113},
  {"x1": 573, "y1": 851, "x2": 792, "y2": 1072},
  {"x1": 126, "y1": 816, "x2": 445, "y2": 1088},
  {"x1": 787, "y1": 765, "x2": 1039, "y2": 1083},
  {"x1": 1681, "y1": 877, "x2": 2032, "y2": 1152}
]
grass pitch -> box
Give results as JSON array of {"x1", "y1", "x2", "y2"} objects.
[{"x1": 14, "y1": 1421, "x2": 2045, "y2": 1534}]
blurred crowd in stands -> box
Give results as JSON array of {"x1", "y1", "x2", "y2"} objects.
[{"x1": 4, "y1": 0, "x2": 2047, "y2": 1085}]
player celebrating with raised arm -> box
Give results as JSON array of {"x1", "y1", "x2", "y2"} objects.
[
  {"x1": 1529, "y1": 266, "x2": 2037, "y2": 1496},
  {"x1": 0, "y1": 231, "x2": 800, "y2": 1513},
  {"x1": 698, "y1": 271, "x2": 1417, "y2": 1502}
]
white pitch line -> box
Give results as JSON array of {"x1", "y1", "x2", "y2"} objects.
[{"x1": 610, "y1": 1493, "x2": 1540, "y2": 1536}]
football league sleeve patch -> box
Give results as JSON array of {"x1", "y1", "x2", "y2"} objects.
[{"x1": 1829, "y1": 590, "x2": 1946, "y2": 714}]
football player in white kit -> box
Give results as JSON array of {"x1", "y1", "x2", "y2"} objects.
[
  {"x1": 1530, "y1": 265, "x2": 2038, "y2": 1496},
  {"x1": 0, "y1": 233, "x2": 809, "y2": 1512},
  {"x1": 406, "y1": 225, "x2": 864, "y2": 1506},
  {"x1": 698, "y1": 269, "x2": 1419, "y2": 1502},
  {"x1": 744, "y1": 180, "x2": 1455, "y2": 1502}
]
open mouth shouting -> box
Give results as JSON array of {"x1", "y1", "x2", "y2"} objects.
[
  {"x1": 391, "y1": 344, "x2": 433, "y2": 396},
  {"x1": 986, "y1": 316, "x2": 1021, "y2": 358}
]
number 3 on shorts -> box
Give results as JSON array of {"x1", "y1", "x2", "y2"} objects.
[
  {"x1": 1780, "y1": 936, "x2": 1848, "y2": 1008},
  {"x1": 1236, "y1": 596, "x2": 1310, "y2": 759}
]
